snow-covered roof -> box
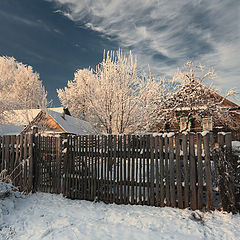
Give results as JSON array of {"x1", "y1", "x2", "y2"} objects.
[
  {"x1": 2, "y1": 107, "x2": 97, "y2": 135},
  {"x1": 48, "y1": 107, "x2": 64, "y2": 114},
  {"x1": 46, "y1": 109, "x2": 97, "y2": 135},
  {"x1": 0, "y1": 124, "x2": 23, "y2": 135},
  {"x1": 2, "y1": 109, "x2": 42, "y2": 126}
]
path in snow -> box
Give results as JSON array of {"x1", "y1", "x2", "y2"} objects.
[{"x1": 1, "y1": 192, "x2": 240, "y2": 240}]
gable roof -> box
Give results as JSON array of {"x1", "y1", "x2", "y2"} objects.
[
  {"x1": 45, "y1": 109, "x2": 97, "y2": 135},
  {"x1": 173, "y1": 80, "x2": 240, "y2": 110},
  {"x1": 2, "y1": 108, "x2": 97, "y2": 135}
]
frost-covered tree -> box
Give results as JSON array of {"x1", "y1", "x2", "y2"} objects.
[
  {"x1": 58, "y1": 50, "x2": 161, "y2": 134},
  {"x1": 153, "y1": 61, "x2": 239, "y2": 131},
  {"x1": 0, "y1": 56, "x2": 48, "y2": 121}
]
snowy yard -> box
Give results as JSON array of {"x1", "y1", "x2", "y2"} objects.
[{"x1": 0, "y1": 184, "x2": 240, "y2": 240}]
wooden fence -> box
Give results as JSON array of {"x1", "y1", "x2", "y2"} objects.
[{"x1": 0, "y1": 132, "x2": 235, "y2": 210}]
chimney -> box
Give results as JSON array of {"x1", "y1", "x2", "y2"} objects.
[
  {"x1": 62, "y1": 110, "x2": 65, "y2": 120},
  {"x1": 62, "y1": 107, "x2": 71, "y2": 120},
  {"x1": 64, "y1": 108, "x2": 71, "y2": 116}
]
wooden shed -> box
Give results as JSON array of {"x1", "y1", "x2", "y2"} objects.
[
  {"x1": 1, "y1": 108, "x2": 97, "y2": 136},
  {"x1": 154, "y1": 81, "x2": 240, "y2": 139}
]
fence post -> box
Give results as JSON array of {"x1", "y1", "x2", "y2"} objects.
[
  {"x1": 189, "y1": 132, "x2": 197, "y2": 210},
  {"x1": 203, "y1": 133, "x2": 214, "y2": 210},
  {"x1": 56, "y1": 136, "x2": 62, "y2": 194},
  {"x1": 32, "y1": 127, "x2": 39, "y2": 193},
  {"x1": 28, "y1": 133, "x2": 33, "y2": 192},
  {"x1": 196, "y1": 133, "x2": 203, "y2": 210},
  {"x1": 63, "y1": 135, "x2": 70, "y2": 197},
  {"x1": 169, "y1": 134, "x2": 176, "y2": 207},
  {"x1": 182, "y1": 133, "x2": 189, "y2": 208},
  {"x1": 1, "y1": 136, "x2": 5, "y2": 171}
]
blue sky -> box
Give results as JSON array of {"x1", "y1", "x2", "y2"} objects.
[{"x1": 0, "y1": 0, "x2": 239, "y2": 105}]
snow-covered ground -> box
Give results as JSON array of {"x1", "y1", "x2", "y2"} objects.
[{"x1": 0, "y1": 183, "x2": 239, "y2": 240}]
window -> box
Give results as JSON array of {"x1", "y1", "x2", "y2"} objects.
[
  {"x1": 201, "y1": 116, "x2": 213, "y2": 131},
  {"x1": 179, "y1": 116, "x2": 191, "y2": 132}
]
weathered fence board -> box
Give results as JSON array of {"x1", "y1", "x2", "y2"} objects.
[
  {"x1": 197, "y1": 133, "x2": 203, "y2": 209},
  {"x1": 203, "y1": 134, "x2": 214, "y2": 210},
  {"x1": 175, "y1": 134, "x2": 183, "y2": 209}
]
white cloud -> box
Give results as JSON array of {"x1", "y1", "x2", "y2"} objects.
[{"x1": 49, "y1": 0, "x2": 240, "y2": 96}]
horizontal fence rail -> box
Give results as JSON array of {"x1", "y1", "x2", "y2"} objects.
[{"x1": 0, "y1": 131, "x2": 237, "y2": 211}]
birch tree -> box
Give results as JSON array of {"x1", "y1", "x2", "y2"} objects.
[
  {"x1": 58, "y1": 50, "x2": 161, "y2": 134},
  {"x1": 0, "y1": 56, "x2": 48, "y2": 122}
]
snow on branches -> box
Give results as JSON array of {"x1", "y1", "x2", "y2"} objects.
[
  {"x1": 58, "y1": 50, "x2": 161, "y2": 134},
  {"x1": 58, "y1": 55, "x2": 239, "y2": 134},
  {"x1": 0, "y1": 56, "x2": 48, "y2": 120},
  {"x1": 153, "y1": 61, "x2": 240, "y2": 131}
]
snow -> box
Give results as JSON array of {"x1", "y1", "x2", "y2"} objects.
[
  {"x1": 167, "y1": 132, "x2": 175, "y2": 137},
  {"x1": 232, "y1": 141, "x2": 240, "y2": 157},
  {"x1": 201, "y1": 131, "x2": 209, "y2": 136},
  {"x1": 0, "y1": 124, "x2": 23, "y2": 136},
  {"x1": 47, "y1": 109, "x2": 97, "y2": 135},
  {"x1": 152, "y1": 133, "x2": 162, "y2": 137},
  {"x1": 218, "y1": 132, "x2": 232, "y2": 136},
  {"x1": 1, "y1": 182, "x2": 240, "y2": 240},
  {"x1": 232, "y1": 141, "x2": 240, "y2": 150}
]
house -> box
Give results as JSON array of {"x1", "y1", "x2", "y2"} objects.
[
  {"x1": 0, "y1": 108, "x2": 97, "y2": 135},
  {"x1": 154, "y1": 80, "x2": 240, "y2": 139}
]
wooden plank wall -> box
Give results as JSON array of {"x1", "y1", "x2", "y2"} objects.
[{"x1": 1, "y1": 132, "x2": 232, "y2": 210}]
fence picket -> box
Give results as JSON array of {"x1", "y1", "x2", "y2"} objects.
[
  {"x1": 150, "y1": 135, "x2": 155, "y2": 206},
  {"x1": 135, "y1": 136, "x2": 139, "y2": 205},
  {"x1": 10, "y1": 136, "x2": 15, "y2": 175},
  {"x1": 28, "y1": 134, "x2": 33, "y2": 192},
  {"x1": 119, "y1": 135, "x2": 123, "y2": 203},
  {"x1": 197, "y1": 133, "x2": 203, "y2": 209},
  {"x1": 131, "y1": 135, "x2": 135, "y2": 204},
  {"x1": 164, "y1": 136, "x2": 170, "y2": 206},
  {"x1": 112, "y1": 135, "x2": 118, "y2": 202},
  {"x1": 142, "y1": 135, "x2": 146, "y2": 205},
  {"x1": 189, "y1": 133, "x2": 197, "y2": 210},
  {"x1": 175, "y1": 134, "x2": 183, "y2": 209},
  {"x1": 146, "y1": 135, "x2": 150, "y2": 205},
  {"x1": 169, "y1": 135, "x2": 176, "y2": 207},
  {"x1": 1, "y1": 136, "x2": 5, "y2": 171},
  {"x1": 100, "y1": 135, "x2": 104, "y2": 201},
  {"x1": 5, "y1": 136, "x2": 10, "y2": 173},
  {"x1": 203, "y1": 133, "x2": 214, "y2": 210},
  {"x1": 127, "y1": 135, "x2": 131, "y2": 204},
  {"x1": 14, "y1": 135, "x2": 20, "y2": 186},
  {"x1": 123, "y1": 135, "x2": 127, "y2": 203},
  {"x1": 159, "y1": 136, "x2": 164, "y2": 207},
  {"x1": 139, "y1": 136, "x2": 143, "y2": 205},
  {"x1": 155, "y1": 136, "x2": 160, "y2": 207},
  {"x1": 182, "y1": 133, "x2": 189, "y2": 208}
]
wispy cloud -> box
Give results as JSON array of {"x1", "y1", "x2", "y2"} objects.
[
  {"x1": 48, "y1": 0, "x2": 240, "y2": 94},
  {"x1": 0, "y1": 9, "x2": 63, "y2": 35}
]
